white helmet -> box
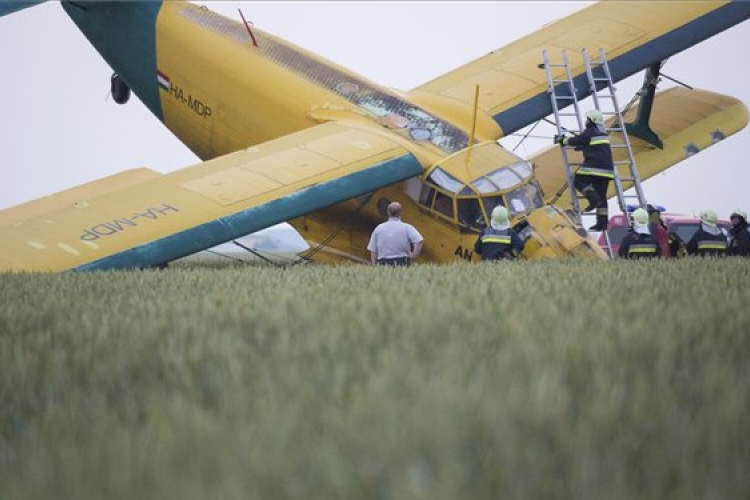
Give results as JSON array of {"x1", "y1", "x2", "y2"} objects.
[
  {"x1": 632, "y1": 208, "x2": 649, "y2": 225},
  {"x1": 700, "y1": 209, "x2": 718, "y2": 227},
  {"x1": 492, "y1": 205, "x2": 508, "y2": 226},
  {"x1": 586, "y1": 109, "x2": 604, "y2": 125}
]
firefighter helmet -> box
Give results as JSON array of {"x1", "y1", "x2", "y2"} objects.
[
  {"x1": 585, "y1": 109, "x2": 604, "y2": 125},
  {"x1": 632, "y1": 208, "x2": 649, "y2": 225},
  {"x1": 700, "y1": 209, "x2": 718, "y2": 227},
  {"x1": 730, "y1": 209, "x2": 747, "y2": 222},
  {"x1": 491, "y1": 206, "x2": 510, "y2": 226}
]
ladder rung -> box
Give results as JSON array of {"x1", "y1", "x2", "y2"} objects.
[
  {"x1": 610, "y1": 144, "x2": 630, "y2": 148},
  {"x1": 554, "y1": 95, "x2": 575, "y2": 99},
  {"x1": 614, "y1": 160, "x2": 632, "y2": 165}
]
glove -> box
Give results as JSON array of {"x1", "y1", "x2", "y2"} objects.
[{"x1": 554, "y1": 134, "x2": 566, "y2": 146}]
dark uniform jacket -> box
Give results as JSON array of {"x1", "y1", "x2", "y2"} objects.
[
  {"x1": 618, "y1": 231, "x2": 660, "y2": 259},
  {"x1": 686, "y1": 225, "x2": 729, "y2": 257},
  {"x1": 728, "y1": 221, "x2": 750, "y2": 256},
  {"x1": 564, "y1": 122, "x2": 615, "y2": 179},
  {"x1": 474, "y1": 227, "x2": 524, "y2": 261}
]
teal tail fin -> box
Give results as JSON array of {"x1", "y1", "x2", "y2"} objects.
[{"x1": 0, "y1": 1, "x2": 48, "y2": 17}]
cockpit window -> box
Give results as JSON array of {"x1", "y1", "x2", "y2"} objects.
[
  {"x1": 419, "y1": 184, "x2": 436, "y2": 207},
  {"x1": 433, "y1": 192, "x2": 455, "y2": 218},
  {"x1": 428, "y1": 167, "x2": 464, "y2": 194},
  {"x1": 505, "y1": 183, "x2": 543, "y2": 216},
  {"x1": 458, "y1": 198, "x2": 485, "y2": 229},
  {"x1": 471, "y1": 177, "x2": 498, "y2": 194},
  {"x1": 486, "y1": 167, "x2": 522, "y2": 190},
  {"x1": 481, "y1": 196, "x2": 504, "y2": 220},
  {"x1": 510, "y1": 161, "x2": 532, "y2": 179}
]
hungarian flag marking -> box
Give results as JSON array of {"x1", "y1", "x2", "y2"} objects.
[{"x1": 157, "y1": 71, "x2": 170, "y2": 91}]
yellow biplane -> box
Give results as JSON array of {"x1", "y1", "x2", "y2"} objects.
[{"x1": 1, "y1": 1, "x2": 749, "y2": 271}]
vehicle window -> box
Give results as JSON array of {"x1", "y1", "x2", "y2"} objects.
[
  {"x1": 457, "y1": 198, "x2": 485, "y2": 229},
  {"x1": 504, "y1": 183, "x2": 543, "y2": 216},
  {"x1": 433, "y1": 192, "x2": 454, "y2": 218},
  {"x1": 428, "y1": 167, "x2": 464, "y2": 194},
  {"x1": 670, "y1": 223, "x2": 699, "y2": 243},
  {"x1": 605, "y1": 225, "x2": 628, "y2": 246}
]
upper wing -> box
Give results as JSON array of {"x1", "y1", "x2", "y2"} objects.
[
  {"x1": 530, "y1": 87, "x2": 749, "y2": 208},
  {"x1": 0, "y1": 122, "x2": 423, "y2": 272},
  {"x1": 411, "y1": 1, "x2": 750, "y2": 136}
]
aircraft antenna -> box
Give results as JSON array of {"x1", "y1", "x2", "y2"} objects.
[{"x1": 238, "y1": 8, "x2": 259, "y2": 47}]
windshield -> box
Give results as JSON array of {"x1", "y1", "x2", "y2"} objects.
[
  {"x1": 477, "y1": 161, "x2": 533, "y2": 192},
  {"x1": 504, "y1": 182, "x2": 543, "y2": 216},
  {"x1": 428, "y1": 167, "x2": 464, "y2": 194}
]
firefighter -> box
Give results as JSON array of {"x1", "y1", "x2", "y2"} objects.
[
  {"x1": 646, "y1": 204, "x2": 671, "y2": 257},
  {"x1": 555, "y1": 109, "x2": 614, "y2": 232},
  {"x1": 728, "y1": 209, "x2": 750, "y2": 256},
  {"x1": 474, "y1": 206, "x2": 524, "y2": 261},
  {"x1": 686, "y1": 209, "x2": 729, "y2": 257},
  {"x1": 618, "y1": 208, "x2": 660, "y2": 259}
]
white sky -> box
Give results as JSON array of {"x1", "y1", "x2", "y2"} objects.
[{"x1": 2, "y1": 1, "x2": 750, "y2": 221}]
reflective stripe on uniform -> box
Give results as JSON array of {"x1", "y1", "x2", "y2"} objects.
[
  {"x1": 482, "y1": 236, "x2": 511, "y2": 244},
  {"x1": 697, "y1": 240, "x2": 728, "y2": 250},
  {"x1": 577, "y1": 166, "x2": 615, "y2": 179},
  {"x1": 588, "y1": 138, "x2": 611, "y2": 146},
  {"x1": 629, "y1": 244, "x2": 658, "y2": 254}
]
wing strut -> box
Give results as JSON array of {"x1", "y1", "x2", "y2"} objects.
[{"x1": 624, "y1": 62, "x2": 664, "y2": 150}]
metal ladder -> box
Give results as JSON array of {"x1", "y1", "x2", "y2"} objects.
[{"x1": 542, "y1": 48, "x2": 648, "y2": 228}]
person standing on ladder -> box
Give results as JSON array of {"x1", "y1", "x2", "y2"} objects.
[{"x1": 555, "y1": 109, "x2": 614, "y2": 232}]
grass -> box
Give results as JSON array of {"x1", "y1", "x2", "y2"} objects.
[{"x1": 1, "y1": 258, "x2": 749, "y2": 500}]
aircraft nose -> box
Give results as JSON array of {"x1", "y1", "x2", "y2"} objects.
[{"x1": 61, "y1": 1, "x2": 164, "y2": 120}]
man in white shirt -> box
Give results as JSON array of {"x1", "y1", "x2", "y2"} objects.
[{"x1": 367, "y1": 202, "x2": 424, "y2": 266}]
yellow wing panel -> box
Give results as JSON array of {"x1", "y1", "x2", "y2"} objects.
[
  {"x1": 0, "y1": 168, "x2": 161, "y2": 228},
  {"x1": 411, "y1": 2, "x2": 743, "y2": 135},
  {"x1": 531, "y1": 87, "x2": 750, "y2": 209},
  {"x1": 0, "y1": 122, "x2": 424, "y2": 272}
]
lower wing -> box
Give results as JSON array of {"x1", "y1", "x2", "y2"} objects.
[
  {"x1": 530, "y1": 87, "x2": 749, "y2": 208},
  {"x1": 0, "y1": 121, "x2": 423, "y2": 272}
]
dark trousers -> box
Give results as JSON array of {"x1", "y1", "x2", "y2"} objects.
[
  {"x1": 377, "y1": 257, "x2": 411, "y2": 266},
  {"x1": 574, "y1": 174, "x2": 609, "y2": 225}
]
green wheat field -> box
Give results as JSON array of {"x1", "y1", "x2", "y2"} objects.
[{"x1": 1, "y1": 258, "x2": 749, "y2": 500}]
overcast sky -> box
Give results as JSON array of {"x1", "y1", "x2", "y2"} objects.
[{"x1": 2, "y1": 1, "x2": 749, "y2": 222}]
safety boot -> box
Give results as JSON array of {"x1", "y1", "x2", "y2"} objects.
[
  {"x1": 581, "y1": 187, "x2": 601, "y2": 213},
  {"x1": 588, "y1": 213, "x2": 609, "y2": 232}
]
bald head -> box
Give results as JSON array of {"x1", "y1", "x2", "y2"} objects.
[{"x1": 387, "y1": 202, "x2": 402, "y2": 218}]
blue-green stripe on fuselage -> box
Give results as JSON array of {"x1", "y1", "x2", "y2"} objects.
[{"x1": 74, "y1": 153, "x2": 423, "y2": 271}]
